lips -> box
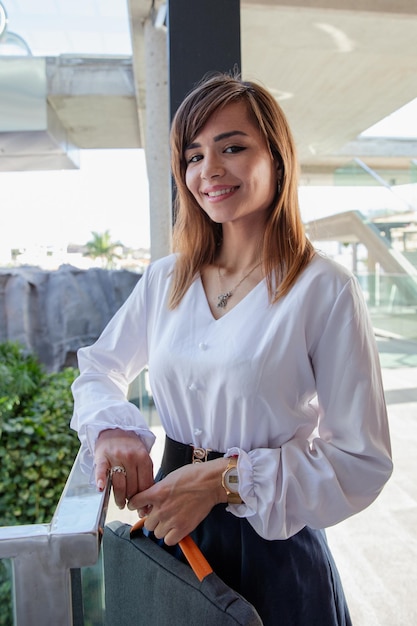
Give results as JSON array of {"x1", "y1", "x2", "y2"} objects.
[{"x1": 204, "y1": 186, "x2": 239, "y2": 198}]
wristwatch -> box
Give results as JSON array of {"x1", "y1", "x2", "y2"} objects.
[{"x1": 221, "y1": 456, "x2": 243, "y2": 504}]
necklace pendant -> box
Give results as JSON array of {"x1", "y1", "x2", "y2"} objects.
[{"x1": 217, "y1": 291, "x2": 232, "y2": 309}]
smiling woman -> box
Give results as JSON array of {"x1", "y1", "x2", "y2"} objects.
[{"x1": 71, "y1": 72, "x2": 392, "y2": 626}]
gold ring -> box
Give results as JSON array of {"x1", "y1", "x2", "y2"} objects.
[{"x1": 110, "y1": 465, "x2": 127, "y2": 477}]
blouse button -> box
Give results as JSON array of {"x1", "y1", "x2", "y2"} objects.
[
  {"x1": 194, "y1": 428, "x2": 203, "y2": 436},
  {"x1": 198, "y1": 342, "x2": 208, "y2": 350},
  {"x1": 188, "y1": 383, "x2": 198, "y2": 391}
]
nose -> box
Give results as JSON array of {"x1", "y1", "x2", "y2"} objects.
[{"x1": 201, "y1": 152, "x2": 224, "y2": 180}]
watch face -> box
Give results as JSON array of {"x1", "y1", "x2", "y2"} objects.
[{"x1": 225, "y1": 468, "x2": 239, "y2": 493}]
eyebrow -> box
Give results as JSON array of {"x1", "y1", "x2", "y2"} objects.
[{"x1": 185, "y1": 130, "x2": 248, "y2": 151}]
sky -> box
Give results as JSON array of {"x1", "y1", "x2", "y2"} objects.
[
  {"x1": 1, "y1": 149, "x2": 151, "y2": 250},
  {"x1": 1, "y1": 0, "x2": 417, "y2": 256},
  {"x1": 0, "y1": 0, "x2": 148, "y2": 252}
]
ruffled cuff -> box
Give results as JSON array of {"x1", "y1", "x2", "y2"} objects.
[{"x1": 78, "y1": 422, "x2": 156, "y2": 479}]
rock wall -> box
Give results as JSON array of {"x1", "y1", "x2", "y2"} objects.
[{"x1": 0, "y1": 265, "x2": 141, "y2": 371}]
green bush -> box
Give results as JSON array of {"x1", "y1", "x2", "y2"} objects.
[
  {"x1": 0, "y1": 343, "x2": 80, "y2": 526},
  {"x1": 0, "y1": 341, "x2": 80, "y2": 626},
  {"x1": 0, "y1": 341, "x2": 43, "y2": 427}
]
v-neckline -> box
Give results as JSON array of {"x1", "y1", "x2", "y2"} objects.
[{"x1": 197, "y1": 273, "x2": 266, "y2": 322}]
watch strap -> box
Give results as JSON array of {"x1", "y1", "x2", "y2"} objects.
[{"x1": 221, "y1": 455, "x2": 243, "y2": 504}]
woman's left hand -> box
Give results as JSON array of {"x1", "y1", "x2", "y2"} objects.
[{"x1": 127, "y1": 457, "x2": 228, "y2": 545}]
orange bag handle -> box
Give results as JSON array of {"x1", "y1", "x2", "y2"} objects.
[{"x1": 130, "y1": 517, "x2": 213, "y2": 582}]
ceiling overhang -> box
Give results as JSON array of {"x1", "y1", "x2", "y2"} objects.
[
  {"x1": 0, "y1": 0, "x2": 416, "y2": 180},
  {"x1": 0, "y1": 55, "x2": 141, "y2": 171},
  {"x1": 239, "y1": 0, "x2": 417, "y2": 184}
]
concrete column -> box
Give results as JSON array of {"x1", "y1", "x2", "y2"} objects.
[
  {"x1": 144, "y1": 18, "x2": 171, "y2": 261},
  {"x1": 127, "y1": 0, "x2": 172, "y2": 261}
]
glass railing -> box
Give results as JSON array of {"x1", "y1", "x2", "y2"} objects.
[
  {"x1": 356, "y1": 273, "x2": 417, "y2": 341},
  {"x1": 0, "y1": 367, "x2": 156, "y2": 626},
  {"x1": 0, "y1": 558, "x2": 13, "y2": 625},
  {"x1": 0, "y1": 451, "x2": 110, "y2": 626}
]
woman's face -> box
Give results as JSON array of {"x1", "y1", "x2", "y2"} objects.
[{"x1": 184, "y1": 101, "x2": 277, "y2": 231}]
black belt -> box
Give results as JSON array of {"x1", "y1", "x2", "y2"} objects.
[{"x1": 160, "y1": 435, "x2": 224, "y2": 475}]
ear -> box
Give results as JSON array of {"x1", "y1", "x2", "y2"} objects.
[
  {"x1": 276, "y1": 163, "x2": 283, "y2": 185},
  {"x1": 273, "y1": 154, "x2": 283, "y2": 174},
  {"x1": 275, "y1": 162, "x2": 283, "y2": 196}
]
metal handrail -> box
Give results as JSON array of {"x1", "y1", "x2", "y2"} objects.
[{"x1": 0, "y1": 450, "x2": 109, "y2": 626}]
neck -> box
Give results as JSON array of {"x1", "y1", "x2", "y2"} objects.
[{"x1": 216, "y1": 234, "x2": 263, "y2": 273}]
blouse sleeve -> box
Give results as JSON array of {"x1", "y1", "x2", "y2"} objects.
[
  {"x1": 70, "y1": 266, "x2": 156, "y2": 474},
  {"x1": 226, "y1": 277, "x2": 393, "y2": 540}
]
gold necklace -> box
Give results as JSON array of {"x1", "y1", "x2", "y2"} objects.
[{"x1": 216, "y1": 261, "x2": 262, "y2": 309}]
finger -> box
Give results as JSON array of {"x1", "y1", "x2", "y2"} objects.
[
  {"x1": 125, "y1": 456, "x2": 153, "y2": 499},
  {"x1": 127, "y1": 488, "x2": 151, "y2": 511},
  {"x1": 95, "y1": 457, "x2": 110, "y2": 491},
  {"x1": 151, "y1": 520, "x2": 181, "y2": 545},
  {"x1": 138, "y1": 504, "x2": 153, "y2": 517},
  {"x1": 164, "y1": 527, "x2": 184, "y2": 547},
  {"x1": 143, "y1": 514, "x2": 158, "y2": 533},
  {"x1": 125, "y1": 450, "x2": 154, "y2": 500},
  {"x1": 111, "y1": 470, "x2": 128, "y2": 509},
  {"x1": 152, "y1": 522, "x2": 166, "y2": 540},
  {"x1": 136, "y1": 452, "x2": 155, "y2": 493},
  {"x1": 125, "y1": 471, "x2": 139, "y2": 502}
]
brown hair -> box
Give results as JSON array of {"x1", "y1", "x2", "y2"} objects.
[{"x1": 168, "y1": 72, "x2": 314, "y2": 308}]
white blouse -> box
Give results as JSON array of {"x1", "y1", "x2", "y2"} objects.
[{"x1": 71, "y1": 252, "x2": 393, "y2": 540}]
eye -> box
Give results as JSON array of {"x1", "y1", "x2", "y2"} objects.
[
  {"x1": 224, "y1": 145, "x2": 246, "y2": 154},
  {"x1": 186, "y1": 153, "x2": 203, "y2": 164}
]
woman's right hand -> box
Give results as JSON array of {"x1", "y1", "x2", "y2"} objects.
[{"x1": 94, "y1": 428, "x2": 154, "y2": 509}]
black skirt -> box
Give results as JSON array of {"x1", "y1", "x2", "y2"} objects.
[
  {"x1": 190, "y1": 504, "x2": 352, "y2": 626},
  {"x1": 157, "y1": 437, "x2": 352, "y2": 626}
]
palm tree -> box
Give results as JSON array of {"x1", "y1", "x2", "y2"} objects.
[{"x1": 84, "y1": 230, "x2": 122, "y2": 268}]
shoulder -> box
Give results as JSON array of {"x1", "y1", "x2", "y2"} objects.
[
  {"x1": 300, "y1": 251, "x2": 354, "y2": 291},
  {"x1": 147, "y1": 253, "x2": 177, "y2": 275},
  {"x1": 126, "y1": 254, "x2": 177, "y2": 306},
  {"x1": 142, "y1": 253, "x2": 177, "y2": 285},
  {"x1": 288, "y1": 251, "x2": 362, "y2": 315}
]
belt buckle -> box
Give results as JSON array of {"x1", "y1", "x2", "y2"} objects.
[{"x1": 192, "y1": 446, "x2": 212, "y2": 463}]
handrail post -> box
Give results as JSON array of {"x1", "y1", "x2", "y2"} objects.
[
  {"x1": 0, "y1": 451, "x2": 110, "y2": 625},
  {"x1": 12, "y1": 535, "x2": 73, "y2": 625}
]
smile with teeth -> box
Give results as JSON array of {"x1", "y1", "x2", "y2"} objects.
[{"x1": 205, "y1": 186, "x2": 238, "y2": 198}]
